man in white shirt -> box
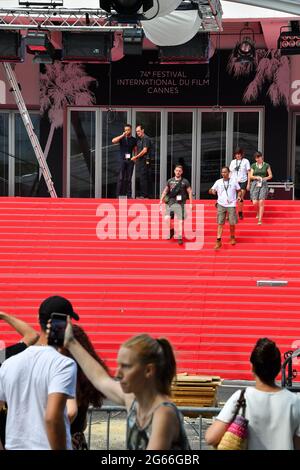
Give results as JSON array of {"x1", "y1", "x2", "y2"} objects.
[
  {"x1": 229, "y1": 148, "x2": 250, "y2": 220},
  {"x1": 209, "y1": 167, "x2": 241, "y2": 250},
  {"x1": 0, "y1": 296, "x2": 78, "y2": 450}
]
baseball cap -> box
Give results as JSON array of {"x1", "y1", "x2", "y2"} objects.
[{"x1": 39, "y1": 295, "x2": 80, "y2": 328}]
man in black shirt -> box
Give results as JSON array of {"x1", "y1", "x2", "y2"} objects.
[
  {"x1": 160, "y1": 165, "x2": 193, "y2": 245},
  {"x1": 112, "y1": 124, "x2": 137, "y2": 198},
  {"x1": 132, "y1": 124, "x2": 152, "y2": 198}
]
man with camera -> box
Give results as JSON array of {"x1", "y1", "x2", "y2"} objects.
[
  {"x1": 160, "y1": 165, "x2": 193, "y2": 246},
  {"x1": 0, "y1": 296, "x2": 78, "y2": 450},
  {"x1": 132, "y1": 124, "x2": 152, "y2": 198}
]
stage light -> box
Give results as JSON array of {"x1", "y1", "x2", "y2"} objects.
[
  {"x1": 100, "y1": 0, "x2": 153, "y2": 15},
  {"x1": 0, "y1": 31, "x2": 24, "y2": 63},
  {"x1": 233, "y1": 26, "x2": 255, "y2": 63},
  {"x1": 62, "y1": 32, "x2": 113, "y2": 62},
  {"x1": 26, "y1": 31, "x2": 55, "y2": 64},
  {"x1": 123, "y1": 28, "x2": 144, "y2": 55},
  {"x1": 159, "y1": 33, "x2": 211, "y2": 64},
  {"x1": 278, "y1": 22, "x2": 300, "y2": 55}
]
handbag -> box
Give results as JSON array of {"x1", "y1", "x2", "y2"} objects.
[{"x1": 217, "y1": 389, "x2": 248, "y2": 450}]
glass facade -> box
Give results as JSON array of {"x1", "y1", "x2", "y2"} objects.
[
  {"x1": 0, "y1": 111, "x2": 40, "y2": 197},
  {"x1": 0, "y1": 113, "x2": 9, "y2": 196},
  {"x1": 70, "y1": 110, "x2": 95, "y2": 198}
]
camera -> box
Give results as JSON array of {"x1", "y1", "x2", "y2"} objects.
[{"x1": 48, "y1": 313, "x2": 67, "y2": 347}]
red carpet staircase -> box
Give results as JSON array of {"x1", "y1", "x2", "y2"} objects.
[{"x1": 0, "y1": 197, "x2": 299, "y2": 380}]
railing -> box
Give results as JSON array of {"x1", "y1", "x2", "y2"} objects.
[{"x1": 86, "y1": 405, "x2": 221, "y2": 450}]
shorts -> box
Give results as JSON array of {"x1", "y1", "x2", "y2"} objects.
[
  {"x1": 165, "y1": 203, "x2": 186, "y2": 220},
  {"x1": 217, "y1": 204, "x2": 237, "y2": 225},
  {"x1": 238, "y1": 181, "x2": 248, "y2": 190}
]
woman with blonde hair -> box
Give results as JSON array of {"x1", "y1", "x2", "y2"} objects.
[{"x1": 64, "y1": 327, "x2": 190, "y2": 450}]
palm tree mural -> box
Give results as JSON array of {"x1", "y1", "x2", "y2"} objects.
[
  {"x1": 227, "y1": 49, "x2": 290, "y2": 107},
  {"x1": 40, "y1": 61, "x2": 96, "y2": 171}
]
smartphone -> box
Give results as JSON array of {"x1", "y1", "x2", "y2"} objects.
[{"x1": 48, "y1": 313, "x2": 67, "y2": 347}]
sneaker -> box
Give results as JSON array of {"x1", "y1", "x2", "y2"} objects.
[
  {"x1": 168, "y1": 228, "x2": 174, "y2": 240},
  {"x1": 178, "y1": 237, "x2": 183, "y2": 246},
  {"x1": 230, "y1": 237, "x2": 236, "y2": 245},
  {"x1": 214, "y1": 240, "x2": 222, "y2": 250},
  {"x1": 238, "y1": 212, "x2": 244, "y2": 220}
]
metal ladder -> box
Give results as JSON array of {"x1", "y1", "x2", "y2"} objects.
[{"x1": 3, "y1": 62, "x2": 57, "y2": 198}]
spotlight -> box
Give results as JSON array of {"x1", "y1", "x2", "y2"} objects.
[
  {"x1": 26, "y1": 31, "x2": 55, "y2": 64},
  {"x1": 100, "y1": 0, "x2": 153, "y2": 15},
  {"x1": 233, "y1": 27, "x2": 256, "y2": 63},
  {"x1": 123, "y1": 28, "x2": 144, "y2": 55},
  {"x1": 0, "y1": 31, "x2": 24, "y2": 63},
  {"x1": 278, "y1": 22, "x2": 300, "y2": 55}
]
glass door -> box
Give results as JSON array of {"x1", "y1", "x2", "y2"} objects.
[
  {"x1": 200, "y1": 111, "x2": 227, "y2": 199},
  {"x1": 167, "y1": 111, "x2": 195, "y2": 188},
  {"x1": 0, "y1": 113, "x2": 9, "y2": 196},
  {"x1": 232, "y1": 110, "x2": 261, "y2": 162},
  {"x1": 14, "y1": 113, "x2": 40, "y2": 197},
  {"x1": 101, "y1": 110, "x2": 129, "y2": 198},
  {"x1": 134, "y1": 110, "x2": 161, "y2": 199},
  {"x1": 69, "y1": 110, "x2": 96, "y2": 198},
  {"x1": 293, "y1": 114, "x2": 300, "y2": 199}
]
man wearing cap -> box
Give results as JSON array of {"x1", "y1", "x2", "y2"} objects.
[{"x1": 0, "y1": 296, "x2": 78, "y2": 450}]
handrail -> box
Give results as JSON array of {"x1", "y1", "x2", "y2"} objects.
[{"x1": 86, "y1": 405, "x2": 221, "y2": 450}]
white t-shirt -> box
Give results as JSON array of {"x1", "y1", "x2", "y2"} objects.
[
  {"x1": 229, "y1": 158, "x2": 250, "y2": 183},
  {"x1": 217, "y1": 387, "x2": 300, "y2": 450},
  {"x1": 0, "y1": 345, "x2": 77, "y2": 450},
  {"x1": 211, "y1": 178, "x2": 240, "y2": 208}
]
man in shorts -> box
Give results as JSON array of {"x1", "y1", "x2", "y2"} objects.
[
  {"x1": 209, "y1": 167, "x2": 241, "y2": 250},
  {"x1": 160, "y1": 165, "x2": 193, "y2": 246},
  {"x1": 229, "y1": 147, "x2": 250, "y2": 220}
]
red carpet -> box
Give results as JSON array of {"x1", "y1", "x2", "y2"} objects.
[{"x1": 0, "y1": 197, "x2": 299, "y2": 380}]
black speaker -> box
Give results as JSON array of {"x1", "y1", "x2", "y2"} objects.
[
  {"x1": 123, "y1": 29, "x2": 144, "y2": 55},
  {"x1": 0, "y1": 31, "x2": 24, "y2": 62},
  {"x1": 159, "y1": 33, "x2": 210, "y2": 64},
  {"x1": 62, "y1": 32, "x2": 112, "y2": 62}
]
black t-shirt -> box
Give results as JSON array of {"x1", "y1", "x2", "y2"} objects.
[
  {"x1": 136, "y1": 134, "x2": 151, "y2": 158},
  {"x1": 119, "y1": 136, "x2": 137, "y2": 160},
  {"x1": 167, "y1": 177, "x2": 191, "y2": 205}
]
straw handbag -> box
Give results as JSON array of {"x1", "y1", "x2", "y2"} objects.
[{"x1": 217, "y1": 389, "x2": 248, "y2": 450}]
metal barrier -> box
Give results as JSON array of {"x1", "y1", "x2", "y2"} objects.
[{"x1": 86, "y1": 405, "x2": 221, "y2": 450}]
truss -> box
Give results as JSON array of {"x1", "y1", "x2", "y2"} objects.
[{"x1": 0, "y1": 1, "x2": 222, "y2": 32}]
